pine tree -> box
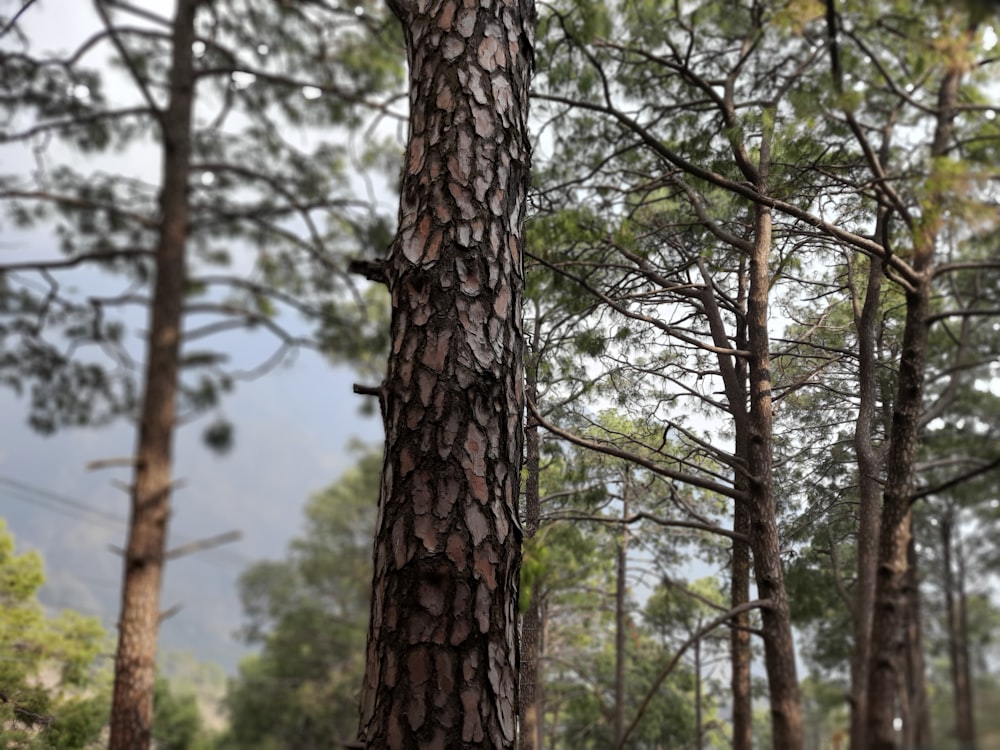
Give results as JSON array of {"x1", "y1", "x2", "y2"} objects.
[{"x1": 355, "y1": 0, "x2": 535, "y2": 745}]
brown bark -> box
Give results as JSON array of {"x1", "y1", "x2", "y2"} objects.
[
  {"x1": 746, "y1": 196, "x2": 802, "y2": 750},
  {"x1": 107, "y1": 2, "x2": 196, "y2": 748},
  {"x1": 848, "y1": 248, "x2": 885, "y2": 750},
  {"x1": 902, "y1": 523, "x2": 931, "y2": 750},
  {"x1": 730, "y1": 255, "x2": 753, "y2": 750},
  {"x1": 698, "y1": 252, "x2": 752, "y2": 750},
  {"x1": 357, "y1": 0, "x2": 534, "y2": 745},
  {"x1": 865, "y1": 60, "x2": 962, "y2": 750}
]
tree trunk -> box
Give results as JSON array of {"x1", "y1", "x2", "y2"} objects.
[
  {"x1": 357, "y1": 0, "x2": 534, "y2": 745},
  {"x1": 698, "y1": 248, "x2": 752, "y2": 750},
  {"x1": 730, "y1": 498, "x2": 752, "y2": 750},
  {"x1": 519, "y1": 360, "x2": 542, "y2": 750},
  {"x1": 613, "y1": 477, "x2": 629, "y2": 747},
  {"x1": 902, "y1": 522, "x2": 931, "y2": 749},
  {"x1": 942, "y1": 513, "x2": 977, "y2": 750},
  {"x1": 849, "y1": 249, "x2": 885, "y2": 750},
  {"x1": 108, "y1": 2, "x2": 196, "y2": 748},
  {"x1": 745, "y1": 150, "x2": 803, "y2": 750},
  {"x1": 865, "y1": 58, "x2": 962, "y2": 748}
]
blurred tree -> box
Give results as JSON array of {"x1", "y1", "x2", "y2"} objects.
[
  {"x1": 0, "y1": 517, "x2": 109, "y2": 749},
  {"x1": 219, "y1": 448, "x2": 379, "y2": 749},
  {"x1": 0, "y1": 1, "x2": 400, "y2": 746}
]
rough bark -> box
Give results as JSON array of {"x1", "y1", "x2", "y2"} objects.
[
  {"x1": 698, "y1": 253, "x2": 752, "y2": 750},
  {"x1": 108, "y1": 2, "x2": 195, "y2": 747},
  {"x1": 902, "y1": 523, "x2": 931, "y2": 750},
  {"x1": 730, "y1": 256, "x2": 753, "y2": 750},
  {"x1": 357, "y1": 0, "x2": 534, "y2": 745}
]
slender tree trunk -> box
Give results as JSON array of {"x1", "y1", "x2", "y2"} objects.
[
  {"x1": 902, "y1": 522, "x2": 931, "y2": 749},
  {"x1": 731, "y1": 254, "x2": 753, "y2": 750},
  {"x1": 730, "y1": 496, "x2": 752, "y2": 750},
  {"x1": 849, "y1": 249, "x2": 885, "y2": 750},
  {"x1": 613, "y1": 477, "x2": 629, "y2": 747},
  {"x1": 108, "y1": 2, "x2": 195, "y2": 747},
  {"x1": 694, "y1": 631, "x2": 703, "y2": 750},
  {"x1": 698, "y1": 251, "x2": 752, "y2": 750},
  {"x1": 519, "y1": 360, "x2": 542, "y2": 750},
  {"x1": 745, "y1": 141, "x2": 802, "y2": 750},
  {"x1": 942, "y1": 513, "x2": 977, "y2": 750},
  {"x1": 357, "y1": 0, "x2": 534, "y2": 744},
  {"x1": 866, "y1": 60, "x2": 962, "y2": 749}
]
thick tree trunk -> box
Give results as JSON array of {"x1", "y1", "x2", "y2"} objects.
[
  {"x1": 108, "y1": 2, "x2": 196, "y2": 748},
  {"x1": 519, "y1": 361, "x2": 542, "y2": 750},
  {"x1": 358, "y1": 0, "x2": 534, "y2": 745}
]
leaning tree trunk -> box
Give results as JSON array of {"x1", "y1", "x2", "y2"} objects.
[
  {"x1": 108, "y1": 2, "x2": 195, "y2": 748},
  {"x1": 357, "y1": 0, "x2": 534, "y2": 745}
]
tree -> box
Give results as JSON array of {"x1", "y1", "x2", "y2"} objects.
[
  {"x1": 1, "y1": 2, "x2": 398, "y2": 747},
  {"x1": 220, "y1": 448, "x2": 379, "y2": 749},
  {"x1": 0, "y1": 518, "x2": 109, "y2": 749},
  {"x1": 355, "y1": 0, "x2": 535, "y2": 745}
]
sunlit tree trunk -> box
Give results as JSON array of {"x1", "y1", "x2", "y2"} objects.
[
  {"x1": 108, "y1": 2, "x2": 195, "y2": 747},
  {"x1": 357, "y1": 0, "x2": 534, "y2": 744}
]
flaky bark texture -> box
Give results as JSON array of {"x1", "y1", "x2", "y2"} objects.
[
  {"x1": 358, "y1": 0, "x2": 534, "y2": 746},
  {"x1": 108, "y1": 2, "x2": 195, "y2": 748}
]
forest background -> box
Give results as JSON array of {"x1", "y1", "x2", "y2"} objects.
[{"x1": 2, "y1": 0, "x2": 1000, "y2": 748}]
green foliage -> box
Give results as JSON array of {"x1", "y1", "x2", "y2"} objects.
[
  {"x1": 0, "y1": 518, "x2": 109, "y2": 748},
  {"x1": 218, "y1": 448, "x2": 380, "y2": 749},
  {"x1": 0, "y1": 0, "x2": 403, "y2": 436}
]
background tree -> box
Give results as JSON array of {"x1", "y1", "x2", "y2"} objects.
[
  {"x1": 1, "y1": 1, "x2": 399, "y2": 746},
  {"x1": 219, "y1": 448, "x2": 379, "y2": 750},
  {"x1": 0, "y1": 518, "x2": 109, "y2": 749}
]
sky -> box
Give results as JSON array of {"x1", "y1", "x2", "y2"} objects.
[
  {"x1": 0, "y1": 350, "x2": 384, "y2": 671},
  {"x1": 0, "y1": 0, "x2": 390, "y2": 672}
]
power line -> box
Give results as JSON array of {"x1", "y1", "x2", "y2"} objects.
[{"x1": 0, "y1": 475, "x2": 126, "y2": 528}]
